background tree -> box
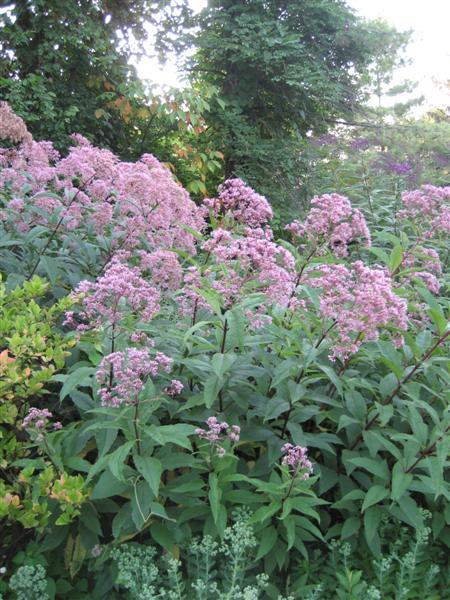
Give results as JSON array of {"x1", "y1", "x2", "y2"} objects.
[
  {"x1": 173, "y1": 0, "x2": 381, "y2": 209},
  {"x1": 359, "y1": 19, "x2": 424, "y2": 123},
  {"x1": 0, "y1": 0, "x2": 189, "y2": 155}
]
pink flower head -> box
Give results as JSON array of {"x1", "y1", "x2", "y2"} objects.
[
  {"x1": 22, "y1": 408, "x2": 60, "y2": 441},
  {"x1": 399, "y1": 185, "x2": 450, "y2": 238},
  {"x1": 307, "y1": 261, "x2": 407, "y2": 360},
  {"x1": 165, "y1": 379, "x2": 184, "y2": 396},
  {"x1": 402, "y1": 247, "x2": 442, "y2": 294},
  {"x1": 69, "y1": 260, "x2": 160, "y2": 331},
  {"x1": 195, "y1": 417, "x2": 240, "y2": 457},
  {"x1": 96, "y1": 347, "x2": 173, "y2": 407},
  {"x1": 0, "y1": 101, "x2": 33, "y2": 145},
  {"x1": 139, "y1": 249, "x2": 183, "y2": 291},
  {"x1": 286, "y1": 194, "x2": 371, "y2": 257},
  {"x1": 203, "y1": 178, "x2": 273, "y2": 228},
  {"x1": 194, "y1": 227, "x2": 297, "y2": 309},
  {"x1": 281, "y1": 444, "x2": 313, "y2": 479}
]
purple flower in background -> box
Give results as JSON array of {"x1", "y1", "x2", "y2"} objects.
[
  {"x1": 350, "y1": 137, "x2": 371, "y2": 151},
  {"x1": 388, "y1": 161, "x2": 412, "y2": 176},
  {"x1": 310, "y1": 133, "x2": 340, "y2": 148},
  {"x1": 432, "y1": 152, "x2": 450, "y2": 169},
  {"x1": 377, "y1": 153, "x2": 413, "y2": 176}
]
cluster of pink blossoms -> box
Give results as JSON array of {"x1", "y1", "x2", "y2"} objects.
[
  {"x1": 139, "y1": 249, "x2": 183, "y2": 291},
  {"x1": 307, "y1": 261, "x2": 407, "y2": 360},
  {"x1": 1, "y1": 105, "x2": 204, "y2": 254},
  {"x1": 281, "y1": 444, "x2": 313, "y2": 479},
  {"x1": 402, "y1": 247, "x2": 442, "y2": 295},
  {"x1": 22, "y1": 408, "x2": 62, "y2": 441},
  {"x1": 164, "y1": 379, "x2": 184, "y2": 397},
  {"x1": 399, "y1": 185, "x2": 450, "y2": 237},
  {"x1": 195, "y1": 416, "x2": 241, "y2": 457},
  {"x1": 203, "y1": 178, "x2": 273, "y2": 228},
  {"x1": 96, "y1": 348, "x2": 173, "y2": 406},
  {"x1": 0, "y1": 101, "x2": 32, "y2": 145},
  {"x1": 66, "y1": 261, "x2": 160, "y2": 331},
  {"x1": 198, "y1": 227, "x2": 296, "y2": 308},
  {"x1": 285, "y1": 193, "x2": 371, "y2": 258}
]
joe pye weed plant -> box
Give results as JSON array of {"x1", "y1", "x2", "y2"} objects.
[{"x1": 0, "y1": 104, "x2": 448, "y2": 597}]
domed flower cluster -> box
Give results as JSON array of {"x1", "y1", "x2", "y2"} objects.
[
  {"x1": 402, "y1": 247, "x2": 442, "y2": 295},
  {"x1": 399, "y1": 185, "x2": 450, "y2": 237},
  {"x1": 139, "y1": 249, "x2": 183, "y2": 291},
  {"x1": 203, "y1": 177, "x2": 273, "y2": 228},
  {"x1": 198, "y1": 227, "x2": 296, "y2": 308},
  {"x1": 307, "y1": 261, "x2": 408, "y2": 360},
  {"x1": 96, "y1": 348, "x2": 173, "y2": 406},
  {"x1": 0, "y1": 106, "x2": 204, "y2": 254},
  {"x1": 0, "y1": 101, "x2": 32, "y2": 145},
  {"x1": 285, "y1": 193, "x2": 371, "y2": 257},
  {"x1": 67, "y1": 260, "x2": 161, "y2": 331}
]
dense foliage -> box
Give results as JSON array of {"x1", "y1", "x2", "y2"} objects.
[
  {"x1": 175, "y1": 0, "x2": 389, "y2": 203},
  {"x1": 0, "y1": 104, "x2": 448, "y2": 598},
  {"x1": 0, "y1": 0, "x2": 190, "y2": 154}
]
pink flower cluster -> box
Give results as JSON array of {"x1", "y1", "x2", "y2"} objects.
[
  {"x1": 0, "y1": 109, "x2": 204, "y2": 254},
  {"x1": 164, "y1": 379, "x2": 184, "y2": 396},
  {"x1": 139, "y1": 249, "x2": 183, "y2": 291},
  {"x1": 402, "y1": 247, "x2": 442, "y2": 295},
  {"x1": 22, "y1": 407, "x2": 62, "y2": 441},
  {"x1": 285, "y1": 193, "x2": 371, "y2": 257},
  {"x1": 195, "y1": 416, "x2": 240, "y2": 457},
  {"x1": 67, "y1": 261, "x2": 160, "y2": 331},
  {"x1": 281, "y1": 444, "x2": 313, "y2": 479},
  {"x1": 196, "y1": 227, "x2": 296, "y2": 308},
  {"x1": 399, "y1": 185, "x2": 450, "y2": 237},
  {"x1": 96, "y1": 348, "x2": 173, "y2": 406},
  {"x1": 203, "y1": 178, "x2": 273, "y2": 228},
  {"x1": 0, "y1": 101, "x2": 32, "y2": 145},
  {"x1": 307, "y1": 261, "x2": 407, "y2": 360}
]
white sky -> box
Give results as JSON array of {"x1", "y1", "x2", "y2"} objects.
[{"x1": 136, "y1": 0, "x2": 450, "y2": 110}]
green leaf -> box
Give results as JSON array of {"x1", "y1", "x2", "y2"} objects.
[
  {"x1": 150, "y1": 522, "x2": 175, "y2": 553},
  {"x1": 134, "y1": 455, "x2": 162, "y2": 497},
  {"x1": 256, "y1": 526, "x2": 278, "y2": 560},
  {"x1": 251, "y1": 501, "x2": 282, "y2": 524},
  {"x1": 208, "y1": 472, "x2": 221, "y2": 525},
  {"x1": 211, "y1": 352, "x2": 236, "y2": 378},
  {"x1": 389, "y1": 245, "x2": 403, "y2": 272},
  {"x1": 108, "y1": 442, "x2": 134, "y2": 482},
  {"x1": 364, "y1": 506, "x2": 383, "y2": 543},
  {"x1": 341, "y1": 516, "x2": 360, "y2": 539},
  {"x1": 362, "y1": 486, "x2": 389, "y2": 511},
  {"x1": 203, "y1": 374, "x2": 222, "y2": 408},
  {"x1": 91, "y1": 470, "x2": 130, "y2": 500},
  {"x1": 348, "y1": 457, "x2": 389, "y2": 480},
  {"x1": 391, "y1": 462, "x2": 412, "y2": 501},
  {"x1": 60, "y1": 367, "x2": 96, "y2": 400}
]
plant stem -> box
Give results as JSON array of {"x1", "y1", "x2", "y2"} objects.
[
  {"x1": 350, "y1": 329, "x2": 449, "y2": 450},
  {"x1": 218, "y1": 318, "x2": 228, "y2": 412},
  {"x1": 405, "y1": 424, "x2": 450, "y2": 474},
  {"x1": 279, "y1": 322, "x2": 336, "y2": 439},
  {"x1": 133, "y1": 399, "x2": 142, "y2": 455}
]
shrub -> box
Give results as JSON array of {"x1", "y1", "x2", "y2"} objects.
[{"x1": 0, "y1": 104, "x2": 448, "y2": 596}]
